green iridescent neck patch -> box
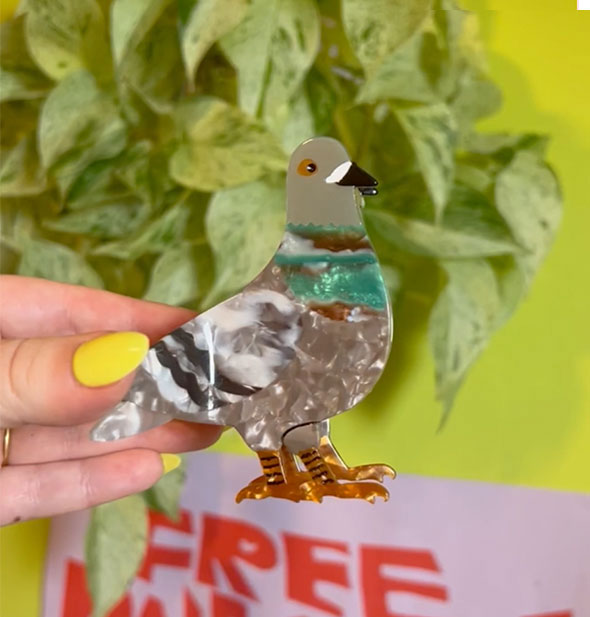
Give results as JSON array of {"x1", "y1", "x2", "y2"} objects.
[{"x1": 282, "y1": 262, "x2": 387, "y2": 311}]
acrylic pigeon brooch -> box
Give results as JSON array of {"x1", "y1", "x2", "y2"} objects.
[{"x1": 92, "y1": 137, "x2": 395, "y2": 503}]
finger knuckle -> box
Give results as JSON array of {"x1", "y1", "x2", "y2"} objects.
[
  {"x1": 78, "y1": 460, "x2": 97, "y2": 510},
  {"x1": 21, "y1": 466, "x2": 43, "y2": 511}
]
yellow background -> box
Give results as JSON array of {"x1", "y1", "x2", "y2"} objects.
[{"x1": 1, "y1": 4, "x2": 589, "y2": 617}]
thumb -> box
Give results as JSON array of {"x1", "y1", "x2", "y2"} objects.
[{"x1": 0, "y1": 332, "x2": 148, "y2": 428}]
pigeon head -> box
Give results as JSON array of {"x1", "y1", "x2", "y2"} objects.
[{"x1": 286, "y1": 137, "x2": 378, "y2": 227}]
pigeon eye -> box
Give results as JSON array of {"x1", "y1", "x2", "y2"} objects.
[{"x1": 297, "y1": 158, "x2": 318, "y2": 176}]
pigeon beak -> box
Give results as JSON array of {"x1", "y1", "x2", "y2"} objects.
[{"x1": 333, "y1": 162, "x2": 378, "y2": 196}]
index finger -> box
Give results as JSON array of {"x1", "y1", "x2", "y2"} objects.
[{"x1": 0, "y1": 276, "x2": 195, "y2": 340}]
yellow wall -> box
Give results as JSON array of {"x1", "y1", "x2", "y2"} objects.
[{"x1": 1, "y1": 5, "x2": 589, "y2": 617}]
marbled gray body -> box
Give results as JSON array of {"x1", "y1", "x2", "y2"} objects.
[{"x1": 92, "y1": 259, "x2": 391, "y2": 451}]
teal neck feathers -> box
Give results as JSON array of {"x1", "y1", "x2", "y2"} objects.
[{"x1": 275, "y1": 224, "x2": 387, "y2": 312}]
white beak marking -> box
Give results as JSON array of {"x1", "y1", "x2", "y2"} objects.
[{"x1": 325, "y1": 161, "x2": 352, "y2": 184}]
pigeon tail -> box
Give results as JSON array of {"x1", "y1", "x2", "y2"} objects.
[{"x1": 90, "y1": 401, "x2": 171, "y2": 442}]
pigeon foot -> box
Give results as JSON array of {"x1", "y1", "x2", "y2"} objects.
[
  {"x1": 297, "y1": 446, "x2": 391, "y2": 502},
  {"x1": 306, "y1": 480, "x2": 390, "y2": 503},
  {"x1": 235, "y1": 476, "x2": 314, "y2": 503},
  {"x1": 318, "y1": 436, "x2": 396, "y2": 483},
  {"x1": 235, "y1": 448, "x2": 315, "y2": 503}
]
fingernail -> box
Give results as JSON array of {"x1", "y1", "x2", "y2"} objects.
[
  {"x1": 73, "y1": 332, "x2": 149, "y2": 387},
  {"x1": 160, "y1": 453, "x2": 181, "y2": 475}
]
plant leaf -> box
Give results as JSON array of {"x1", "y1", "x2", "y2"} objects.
[
  {"x1": 430, "y1": 4, "x2": 481, "y2": 98},
  {"x1": 203, "y1": 178, "x2": 285, "y2": 306},
  {"x1": 461, "y1": 132, "x2": 550, "y2": 166},
  {"x1": 43, "y1": 200, "x2": 149, "y2": 239},
  {"x1": 281, "y1": 88, "x2": 315, "y2": 153},
  {"x1": 21, "y1": 0, "x2": 111, "y2": 81},
  {"x1": 357, "y1": 32, "x2": 437, "y2": 105},
  {"x1": 259, "y1": 0, "x2": 320, "y2": 129},
  {"x1": 179, "y1": 0, "x2": 249, "y2": 87},
  {"x1": 395, "y1": 103, "x2": 456, "y2": 220},
  {"x1": 220, "y1": 0, "x2": 320, "y2": 127},
  {"x1": 451, "y1": 70, "x2": 502, "y2": 133},
  {"x1": 0, "y1": 16, "x2": 53, "y2": 102},
  {"x1": 380, "y1": 264, "x2": 402, "y2": 303},
  {"x1": 365, "y1": 182, "x2": 519, "y2": 258},
  {"x1": 115, "y1": 142, "x2": 172, "y2": 207},
  {"x1": 489, "y1": 254, "x2": 526, "y2": 327},
  {"x1": 342, "y1": 0, "x2": 432, "y2": 78},
  {"x1": 0, "y1": 67, "x2": 52, "y2": 102},
  {"x1": 110, "y1": 0, "x2": 172, "y2": 67},
  {"x1": 143, "y1": 243, "x2": 201, "y2": 305},
  {"x1": 66, "y1": 160, "x2": 132, "y2": 211},
  {"x1": 454, "y1": 10, "x2": 488, "y2": 73},
  {"x1": 0, "y1": 135, "x2": 46, "y2": 196},
  {"x1": 495, "y1": 150, "x2": 562, "y2": 285},
  {"x1": 366, "y1": 211, "x2": 518, "y2": 260},
  {"x1": 219, "y1": 0, "x2": 278, "y2": 116},
  {"x1": 304, "y1": 66, "x2": 339, "y2": 134},
  {"x1": 117, "y1": 7, "x2": 183, "y2": 113},
  {"x1": 85, "y1": 495, "x2": 148, "y2": 617},
  {"x1": 429, "y1": 258, "x2": 500, "y2": 416},
  {"x1": 0, "y1": 100, "x2": 41, "y2": 152},
  {"x1": 142, "y1": 456, "x2": 186, "y2": 519},
  {"x1": 93, "y1": 199, "x2": 189, "y2": 259},
  {"x1": 18, "y1": 238, "x2": 103, "y2": 288},
  {"x1": 454, "y1": 162, "x2": 492, "y2": 193},
  {"x1": 169, "y1": 97, "x2": 287, "y2": 192},
  {"x1": 38, "y1": 70, "x2": 127, "y2": 195}
]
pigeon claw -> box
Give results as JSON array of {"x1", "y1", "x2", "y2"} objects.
[
  {"x1": 327, "y1": 463, "x2": 396, "y2": 483},
  {"x1": 307, "y1": 480, "x2": 390, "y2": 503}
]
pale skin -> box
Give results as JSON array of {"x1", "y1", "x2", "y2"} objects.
[{"x1": 0, "y1": 275, "x2": 222, "y2": 526}]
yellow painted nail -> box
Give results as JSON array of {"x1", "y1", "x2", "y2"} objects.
[
  {"x1": 73, "y1": 332, "x2": 149, "y2": 387},
  {"x1": 160, "y1": 453, "x2": 181, "y2": 475}
]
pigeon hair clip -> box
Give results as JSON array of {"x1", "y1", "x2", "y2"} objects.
[{"x1": 92, "y1": 137, "x2": 395, "y2": 503}]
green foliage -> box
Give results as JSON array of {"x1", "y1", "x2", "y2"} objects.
[
  {"x1": 20, "y1": 0, "x2": 111, "y2": 82},
  {"x1": 0, "y1": 2, "x2": 562, "y2": 612},
  {"x1": 142, "y1": 455, "x2": 187, "y2": 519},
  {"x1": 179, "y1": 0, "x2": 250, "y2": 86},
  {"x1": 429, "y1": 258, "x2": 503, "y2": 420},
  {"x1": 342, "y1": 0, "x2": 432, "y2": 79},
  {"x1": 204, "y1": 178, "x2": 285, "y2": 306},
  {"x1": 169, "y1": 97, "x2": 286, "y2": 190},
  {"x1": 85, "y1": 495, "x2": 148, "y2": 617}
]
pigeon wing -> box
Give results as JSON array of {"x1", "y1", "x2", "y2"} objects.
[{"x1": 91, "y1": 288, "x2": 302, "y2": 441}]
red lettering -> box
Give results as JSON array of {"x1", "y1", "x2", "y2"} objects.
[
  {"x1": 62, "y1": 560, "x2": 131, "y2": 617},
  {"x1": 361, "y1": 545, "x2": 448, "y2": 617},
  {"x1": 211, "y1": 593, "x2": 248, "y2": 617},
  {"x1": 138, "y1": 510, "x2": 193, "y2": 580},
  {"x1": 140, "y1": 597, "x2": 167, "y2": 617},
  {"x1": 184, "y1": 589, "x2": 202, "y2": 617},
  {"x1": 284, "y1": 533, "x2": 349, "y2": 616},
  {"x1": 523, "y1": 612, "x2": 572, "y2": 617},
  {"x1": 197, "y1": 514, "x2": 276, "y2": 600},
  {"x1": 62, "y1": 561, "x2": 91, "y2": 617},
  {"x1": 110, "y1": 598, "x2": 133, "y2": 617}
]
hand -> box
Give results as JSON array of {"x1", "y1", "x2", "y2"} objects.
[{"x1": 0, "y1": 276, "x2": 221, "y2": 526}]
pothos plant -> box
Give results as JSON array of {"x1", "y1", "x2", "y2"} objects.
[{"x1": 0, "y1": 0, "x2": 561, "y2": 614}]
